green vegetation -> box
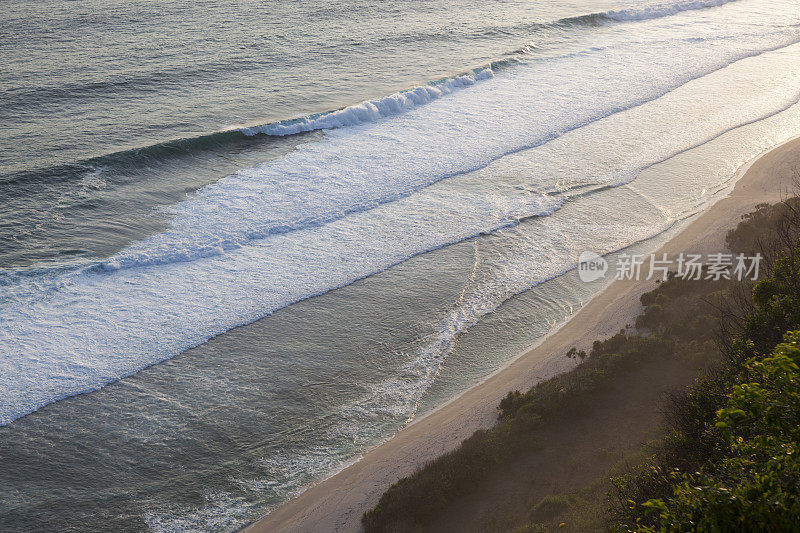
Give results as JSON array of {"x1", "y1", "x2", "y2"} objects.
[
  {"x1": 364, "y1": 277, "x2": 731, "y2": 532},
  {"x1": 628, "y1": 333, "x2": 800, "y2": 532},
  {"x1": 615, "y1": 201, "x2": 800, "y2": 532},
  {"x1": 363, "y1": 199, "x2": 800, "y2": 533}
]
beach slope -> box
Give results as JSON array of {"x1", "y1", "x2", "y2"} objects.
[{"x1": 245, "y1": 136, "x2": 800, "y2": 533}]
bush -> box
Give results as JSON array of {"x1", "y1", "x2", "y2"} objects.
[
  {"x1": 633, "y1": 333, "x2": 800, "y2": 532},
  {"x1": 364, "y1": 273, "x2": 727, "y2": 532},
  {"x1": 616, "y1": 199, "x2": 800, "y2": 532},
  {"x1": 364, "y1": 199, "x2": 800, "y2": 533}
]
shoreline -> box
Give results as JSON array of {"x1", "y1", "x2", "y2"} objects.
[{"x1": 244, "y1": 134, "x2": 800, "y2": 533}]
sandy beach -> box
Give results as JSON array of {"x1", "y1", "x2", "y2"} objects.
[
  {"x1": 244, "y1": 135, "x2": 800, "y2": 533},
  {"x1": 6, "y1": 1, "x2": 800, "y2": 530}
]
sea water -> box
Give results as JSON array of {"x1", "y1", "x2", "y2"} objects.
[{"x1": 2, "y1": 0, "x2": 800, "y2": 530}]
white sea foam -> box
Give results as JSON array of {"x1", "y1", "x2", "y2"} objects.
[
  {"x1": 237, "y1": 0, "x2": 742, "y2": 143},
  {"x1": 605, "y1": 0, "x2": 739, "y2": 22},
  {"x1": 2, "y1": 2, "x2": 800, "y2": 429},
  {"x1": 105, "y1": 29, "x2": 800, "y2": 272},
  {"x1": 241, "y1": 69, "x2": 494, "y2": 137}
]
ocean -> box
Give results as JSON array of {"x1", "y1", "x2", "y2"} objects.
[{"x1": 2, "y1": 0, "x2": 800, "y2": 530}]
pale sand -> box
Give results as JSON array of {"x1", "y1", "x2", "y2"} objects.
[{"x1": 244, "y1": 136, "x2": 800, "y2": 533}]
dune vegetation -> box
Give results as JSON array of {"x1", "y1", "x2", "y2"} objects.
[{"x1": 363, "y1": 198, "x2": 800, "y2": 532}]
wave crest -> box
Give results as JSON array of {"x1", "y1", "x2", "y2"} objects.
[{"x1": 241, "y1": 69, "x2": 494, "y2": 137}]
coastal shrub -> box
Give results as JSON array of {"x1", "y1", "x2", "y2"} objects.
[
  {"x1": 725, "y1": 198, "x2": 800, "y2": 257},
  {"x1": 742, "y1": 244, "x2": 800, "y2": 354},
  {"x1": 363, "y1": 272, "x2": 728, "y2": 532},
  {"x1": 631, "y1": 333, "x2": 800, "y2": 532},
  {"x1": 364, "y1": 199, "x2": 800, "y2": 532},
  {"x1": 615, "y1": 199, "x2": 800, "y2": 531},
  {"x1": 528, "y1": 494, "x2": 577, "y2": 522}
]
